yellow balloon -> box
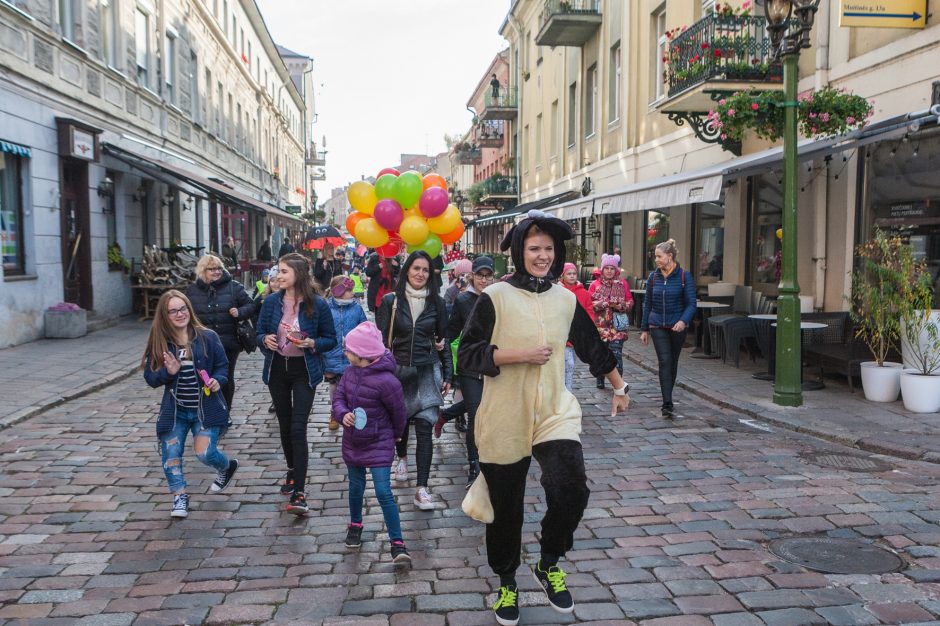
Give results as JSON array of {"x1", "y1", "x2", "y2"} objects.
[
  {"x1": 776, "y1": 228, "x2": 783, "y2": 240},
  {"x1": 399, "y1": 215, "x2": 430, "y2": 246},
  {"x1": 402, "y1": 205, "x2": 422, "y2": 220},
  {"x1": 427, "y1": 205, "x2": 461, "y2": 235},
  {"x1": 354, "y1": 217, "x2": 389, "y2": 248},
  {"x1": 348, "y1": 181, "x2": 378, "y2": 215}
]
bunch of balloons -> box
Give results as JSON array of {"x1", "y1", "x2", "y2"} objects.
[{"x1": 344, "y1": 168, "x2": 465, "y2": 258}]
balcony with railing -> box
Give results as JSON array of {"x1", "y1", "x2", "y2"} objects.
[
  {"x1": 476, "y1": 120, "x2": 505, "y2": 148},
  {"x1": 481, "y1": 88, "x2": 518, "y2": 121},
  {"x1": 455, "y1": 146, "x2": 483, "y2": 165},
  {"x1": 481, "y1": 176, "x2": 518, "y2": 201},
  {"x1": 536, "y1": 0, "x2": 601, "y2": 47},
  {"x1": 306, "y1": 150, "x2": 327, "y2": 167}
]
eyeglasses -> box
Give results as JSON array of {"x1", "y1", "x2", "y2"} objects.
[
  {"x1": 474, "y1": 272, "x2": 495, "y2": 281},
  {"x1": 168, "y1": 306, "x2": 190, "y2": 317},
  {"x1": 206, "y1": 266, "x2": 223, "y2": 272}
]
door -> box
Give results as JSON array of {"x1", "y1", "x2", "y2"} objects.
[{"x1": 60, "y1": 159, "x2": 93, "y2": 310}]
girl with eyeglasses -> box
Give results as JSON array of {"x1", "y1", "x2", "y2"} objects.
[{"x1": 142, "y1": 290, "x2": 239, "y2": 519}]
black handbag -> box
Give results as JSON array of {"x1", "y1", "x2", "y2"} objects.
[{"x1": 230, "y1": 283, "x2": 256, "y2": 353}]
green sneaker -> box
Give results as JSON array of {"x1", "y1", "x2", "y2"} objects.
[
  {"x1": 533, "y1": 559, "x2": 574, "y2": 613},
  {"x1": 493, "y1": 584, "x2": 519, "y2": 626}
]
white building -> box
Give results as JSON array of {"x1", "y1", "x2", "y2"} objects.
[{"x1": 0, "y1": 0, "x2": 307, "y2": 346}]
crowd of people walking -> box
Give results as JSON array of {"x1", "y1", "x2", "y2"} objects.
[{"x1": 142, "y1": 221, "x2": 701, "y2": 625}]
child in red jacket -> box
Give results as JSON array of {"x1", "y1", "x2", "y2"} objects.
[{"x1": 560, "y1": 263, "x2": 595, "y2": 390}]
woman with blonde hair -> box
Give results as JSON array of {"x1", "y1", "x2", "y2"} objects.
[
  {"x1": 186, "y1": 254, "x2": 254, "y2": 411},
  {"x1": 142, "y1": 290, "x2": 239, "y2": 519}
]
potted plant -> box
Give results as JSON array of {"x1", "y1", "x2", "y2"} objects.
[
  {"x1": 108, "y1": 242, "x2": 130, "y2": 273},
  {"x1": 899, "y1": 253, "x2": 940, "y2": 413},
  {"x1": 849, "y1": 230, "x2": 905, "y2": 401}
]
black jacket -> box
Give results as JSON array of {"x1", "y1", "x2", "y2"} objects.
[
  {"x1": 376, "y1": 292, "x2": 452, "y2": 382},
  {"x1": 186, "y1": 273, "x2": 254, "y2": 353},
  {"x1": 313, "y1": 258, "x2": 344, "y2": 288},
  {"x1": 277, "y1": 242, "x2": 295, "y2": 257},
  {"x1": 365, "y1": 255, "x2": 398, "y2": 311}
]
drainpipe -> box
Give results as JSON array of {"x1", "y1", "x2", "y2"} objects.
[{"x1": 812, "y1": 0, "x2": 831, "y2": 310}]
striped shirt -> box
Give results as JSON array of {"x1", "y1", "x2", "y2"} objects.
[{"x1": 176, "y1": 348, "x2": 201, "y2": 409}]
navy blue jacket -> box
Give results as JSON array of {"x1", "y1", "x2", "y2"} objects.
[
  {"x1": 143, "y1": 329, "x2": 230, "y2": 437},
  {"x1": 322, "y1": 298, "x2": 368, "y2": 375},
  {"x1": 640, "y1": 264, "x2": 697, "y2": 331},
  {"x1": 255, "y1": 290, "x2": 337, "y2": 387}
]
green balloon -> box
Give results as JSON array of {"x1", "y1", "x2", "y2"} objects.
[
  {"x1": 393, "y1": 171, "x2": 424, "y2": 208},
  {"x1": 407, "y1": 233, "x2": 443, "y2": 258},
  {"x1": 375, "y1": 174, "x2": 398, "y2": 200}
]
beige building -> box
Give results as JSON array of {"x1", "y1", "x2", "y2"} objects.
[
  {"x1": 0, "y1": 0, "x2": 306, "y2": 345},
  {"x1": 495, "y1": 0, "x2": 940, "y2": 311}
]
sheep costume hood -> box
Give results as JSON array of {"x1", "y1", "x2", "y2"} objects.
[{"x1": 500, "y1": 209, "x2": 574, "y2": 282}]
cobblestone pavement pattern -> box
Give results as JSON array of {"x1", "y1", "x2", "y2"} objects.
[{"x1": 3, "y1": 350, "x2": 940, "y2": 626}]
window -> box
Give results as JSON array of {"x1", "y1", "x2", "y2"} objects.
[
  {"x1": 608, "y1": 42, "x2": 621, "y2": 124},
  {"x1": 694, "y1": 202, "x2": 725, "y2": 281},
  {"x1": 222, "y1": 0, "x2": 227, "y2": 35},
  {"x1": 550, "y1": 100, "x2": 559, "y2": 158},
  {"x1": 104, "y1": 170, "x2": 118, "y2": 246},
  {"x1": 535, "y1": 113, "x2": 543, "y2": 166},
  {"x1": 231, "y1": 15, "x2": 236, "y2": 44},
  {"x1": 190, "y1": 51, "x2": 200, "y2": 123},
  {"x1": 645, "y1": 209, "x2": 671, "y2": 272},
  {"x1": 653, "y1": 7, "x2": 668, "y2": 101},
  {"x1": 749, "y1": 173, "x2": 783, "y2": 290},
  {"x1": 701, "y1": 0, "x2": 716, "y2": 16},
  {"x1": 0, "y1": 151, "x2": 25, "y2": 275},
  {"x1": 164, "y1": 30, "x2": 176, "y2": 105},
  {"x1": 135, "y1": 8, "x2": 151, "y2": 88},
  {"x1": 215, "y1": 81, "x2": 223, "y2": 136},
  {"x1": 236, "y1": 102, "x2": 242, "y2": 151},
  {"x1": 227, "y1": 93, "x2": 233, "y2": 143},
  {"x1": 523, "y1": 124, "x2": 529, "y2": 173},
  {"x1": 585, "y1": 64, "x2": 597, "y2": 138},
  {"x1": 567, "y1": 82, "x2": 577, "y2": 148},
  {"x1": 100, "y1": 0, "x2": 118, "y2": 67},
  {"x1": 56, "y1": 0, "x2": 79, "y2": 42}
]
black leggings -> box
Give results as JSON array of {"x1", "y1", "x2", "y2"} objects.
[
  {"x1": 650, "y1": 328, "x2": 687, "y2": 409},
  {"x1": 268, "y1": 354, "x2": 316, "y2": 493},
  {"x1": 223, "y1": 348, "x2": 240, "y2": 410},
  {"x1": 441, "y1": 375, "x2": 482, "y2": 464},
  {"x1": 395, "y1": 418, "x2": 433, "y2": 487},
  {"x1": 479, "y1": 439, "x2": 590, "y2": 579}
]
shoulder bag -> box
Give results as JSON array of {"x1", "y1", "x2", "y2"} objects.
[{"x1": 230, "y1": 283, "x2": 256, "y2": 353}]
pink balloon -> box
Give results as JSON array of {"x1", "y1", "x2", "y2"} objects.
[
  {"x1": 373, "y1": 198, "x2": 404, "y2": 231},
  {"x1": 377, "y1": 167, "x2": 400, "y2": 178},
  {"x1": 419, "y1": 186, "x2": 449, "y2": 218}
]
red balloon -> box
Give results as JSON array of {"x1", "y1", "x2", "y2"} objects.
[
  {"x1": 439, "y1": 221, "x2": 465, "y2": 245},
  {"x1": 345, "y1": 211, "x2": 368, "y2": 235},
  {"x1": 376, "y1": 235, "x2": 402, "y2": 258},
  {"x1": 377, "y1": 167, "x2": 400, "y2": 178}
]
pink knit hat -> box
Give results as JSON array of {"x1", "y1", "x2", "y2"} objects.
[
  {"x1": 344, "y1": 322, "x2": 386, "y2": 359},
  {"x1": 562, "y1": 262, "x2": 577, "y2": 275},
  {"x1": 601, "y1": 254, "x2": 621, "y2": 269},
  {"x1": 455, "y1": 259, "x2": 473, "y2": 275}
]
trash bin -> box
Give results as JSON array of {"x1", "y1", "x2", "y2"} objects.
[{"x1": 492, "y1": 253, "x2": 508, "y2": 278}]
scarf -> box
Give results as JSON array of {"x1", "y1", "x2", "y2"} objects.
[{"x1": 405, "y1": 283, "x2": 428, "y2": 322}]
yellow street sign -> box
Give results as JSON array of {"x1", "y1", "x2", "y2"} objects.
[{"x1": 839, "y1": 0, "x2": 927, "y2": 28}]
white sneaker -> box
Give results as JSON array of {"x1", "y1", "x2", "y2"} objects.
[
  {"x1": 394, "y1": 458, "x2": 408, "y2": 483},
  {"x1": 414, "y1": 487, "x2": 434, "y2": 510}
]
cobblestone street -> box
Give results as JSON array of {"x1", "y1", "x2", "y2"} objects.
[{"x1": 3, "y1": 350, "x2": 940, "y2": 626}]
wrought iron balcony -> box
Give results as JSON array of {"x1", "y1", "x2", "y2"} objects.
[
  {"x1": 476, "y1": 120, "x2": 505, "y2": 148},
  {"x1": 306, "y1": 150, "x2": 327, "y2": 167},
  {"x1": 456, "y1": 147, "x2": 482, "y2": 165},
  {"x1": 481, "y1": 176, "x2": 518, "y2": 200},
  {"x1": 536, "y1": 0, "x2": 601, "y2": 47},
  {"x1": 481, "y1": 88, "x2": 518, "y2": 121}
]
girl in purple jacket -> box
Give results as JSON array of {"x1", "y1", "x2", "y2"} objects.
[{"x1": 332, "y1": 322, "x2": 411, "y2": 563}]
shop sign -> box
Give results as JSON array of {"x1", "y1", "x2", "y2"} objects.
[{"x1": 839, "y1": 0, "x2": 926, "y2": 29}]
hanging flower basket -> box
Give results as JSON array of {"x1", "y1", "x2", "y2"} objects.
[{"x1": 707, "y1": 87, "x2": 874, "y2": 144}]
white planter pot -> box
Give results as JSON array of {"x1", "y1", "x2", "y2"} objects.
[
  {"x1": 901, "y1": 310, "x2": 940, "y2": 371},
  {"x1": 860, "y1": 361, "x2": 902, "y2": 402},
  {"x1": 900, "y1": 369, "x2": 940, "y2": 413}
]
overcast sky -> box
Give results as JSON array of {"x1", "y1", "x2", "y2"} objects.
[{"x1": 255, "y1": 0, "x2": 511, "y2": 203}]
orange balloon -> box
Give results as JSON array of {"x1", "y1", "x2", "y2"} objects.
[
  {"x1": 345, "y1": 212, "x2": 368, "y2": 235},
  {"x1": 439, "y1": 221, "x2": 465, "y2": 245},
  {"x1": 423, "y1": 173, "x2": 448, "y2": 191}
]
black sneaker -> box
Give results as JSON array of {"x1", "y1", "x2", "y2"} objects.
[
  {"x1": 455, "y1": 414, "x2": 468, "y2": 433},
  {"x1": 466, "y1": 461, "x2": 480, "y2": 489},
  {"x1": 596, "y1": 378, "x2": 605, "y2": 389},
  {"x1": 279, "y1": 471, "x2": 295, "y2": 495},
  {"x1": 345, "y1": 523, "x2": 363, "y2": 548},
  {"x1": 268, "y1": 402, "x2": 276, "y2": 413},
  {"x1": 286, "y1": 491, "x2": 308, "y2": 516},
  {"x1": 390, "y1": 540, "x2": 411, "y2": 563},
  {"x1": 171, "y1": 493, "x2": 189, "y2": 519},
  {"x1": 493, "y1": 584, "x2": 520, "y2": 626},
  {"x1": 210, "y1": 459, "x2": 239, "y2": 493},
  {"x1": 533, "y1": 560, "x2": 574, "y2": 613}
]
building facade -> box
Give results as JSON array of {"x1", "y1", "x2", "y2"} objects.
[{"x1": 0, "y1": 0, "x2": 307, "y2": 346}]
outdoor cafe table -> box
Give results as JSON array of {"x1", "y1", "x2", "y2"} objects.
[
  {"x1": 768, "y1": 320, "x2": 829, "y2": 390},
  {"x1": 749, "y1": 314, "x2": 778, "y2": 380},
  {"x1": 691, "y1": 301, "x2": 730, "y2": 359}
]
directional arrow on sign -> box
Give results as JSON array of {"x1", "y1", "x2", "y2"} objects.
[{"x1": 843, "y1": 11, "x2": 922, "y2": 20}]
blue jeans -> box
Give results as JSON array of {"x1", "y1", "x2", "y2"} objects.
[
  {"x1": 596, "y1": 340, "x2": 624, "y2": 386},
  {"x1": 347, "y1": 465, "x2": 402, "y2": 542},
  {"x1": 564, "y1": 346, "x2": 575, "y2": 391},
  {"x1": 160, "y1": 407, "x2": 229, "y2": 493},
  {"x1": 650, "y1": 328, "x2": 687, "y2": 408}
]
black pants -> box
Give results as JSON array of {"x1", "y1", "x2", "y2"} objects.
[
  {"x1": 441, "y1": 375, "x2": 482, "y2": 464},
  {"x1": 223, "y1": 347, "x2": 240, "y2": 410},
  {"x1": 268, "y1": 354, "x2": 316, "y2": 493},
  {"x1": 650, "y1": 328, "x2": 687, "y2": 409},
  {"x1": 479, "y1": 439, "x2": 590, "y2": 579},
  {"x1": 395, "y1": 418, "x2": 433, "y2": 487}
]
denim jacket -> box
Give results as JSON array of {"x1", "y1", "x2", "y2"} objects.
[
  {"x1": 255, "y1": 290, "x2": 337, "y2": 387},
  {"x1": 143, "y1": 329, "x2": 230, "y2": 437}
]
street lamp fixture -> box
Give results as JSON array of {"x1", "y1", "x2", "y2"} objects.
[{"x1": 760, "y1": 0, "x2": 820, "y2": 407}]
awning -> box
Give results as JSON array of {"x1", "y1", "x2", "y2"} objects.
[
  {"x1": 544, "y1": 108, "x2": 937, "y2": 218},
  {"x1": 102, "y1": 143, "x2": 303, "y2": 224},
  {"x1": 0, "y1": 140, "x2": 31, "y2": 158},
  {"x1": 470, "y1": 190, "x2": 580, "y2": 226}
]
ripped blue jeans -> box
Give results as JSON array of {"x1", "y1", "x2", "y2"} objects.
[{"x1": 160, "y1": 407, "x2": 229, "y2": 493}]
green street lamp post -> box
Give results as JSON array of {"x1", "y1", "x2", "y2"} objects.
[{"x1": 764, "y1": 0, "x2": 819, "y2": 407}]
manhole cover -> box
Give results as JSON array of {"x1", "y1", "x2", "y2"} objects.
[
  {"x1": 768, "y1": 537, "x2": 905, "y2": 574},
  {"x1": 801, "y1": 451, "x2": 892, "y2": 473}
]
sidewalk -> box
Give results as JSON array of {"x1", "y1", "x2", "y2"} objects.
[
  {"x1": 0, "y1": 316, "x2": 151, "y2": 429},
  {"x1": 623, "y1": 337, "x2": 940, "y2": 463}
]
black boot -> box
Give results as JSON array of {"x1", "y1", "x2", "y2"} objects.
[
  {"x1": 466, "y1": 461, "x2": 480, "y2": 489},
  {"x1": 596, "y1": 377, "x2": 605, "y2": 389}
]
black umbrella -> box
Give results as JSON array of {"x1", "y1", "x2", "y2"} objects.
[{"x1": 305, "y1": 225, "x2": 345, "y2": 250}]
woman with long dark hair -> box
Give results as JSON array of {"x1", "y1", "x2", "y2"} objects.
[
  {"x1": 256, "y1": 253, "x2": 337, "y2": 515},
  {"x1": 375, "y1": 251, "x2": 452, "y2": 511}
]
